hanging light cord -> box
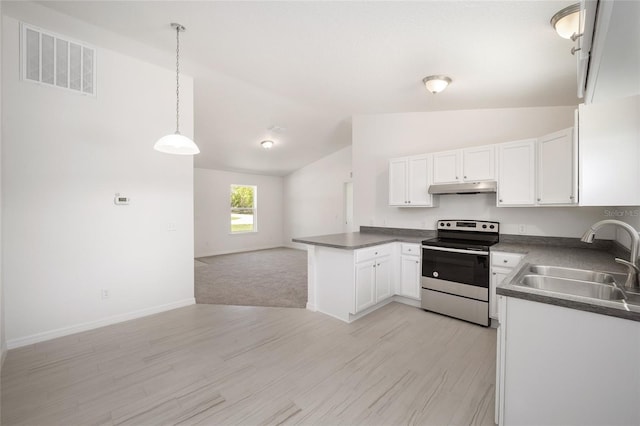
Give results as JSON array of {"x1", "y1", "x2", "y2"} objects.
[{"x1": 175, "y1": 24, "x2": 181, "y2": 134}]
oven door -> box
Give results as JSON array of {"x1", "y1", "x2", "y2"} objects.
[{"x1": 421, "y1": 246, "x2": 489, "y2": 288}]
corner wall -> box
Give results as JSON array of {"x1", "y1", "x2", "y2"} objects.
[
  {"x1": 194, "y1": 168, "x2": 284, "y2": 257},
  {"x1": 2, "y1": 13, "x2": 195, "y2": 347},
  {"x1": 284, "y1": 146, "x2": 352, "y2": 249},
  {"x1": 0, "y1": 0, "x2": 5, "y2": 367},
  {"x1": 352, "y1": 106, "x2": 615, "y2": 239}
]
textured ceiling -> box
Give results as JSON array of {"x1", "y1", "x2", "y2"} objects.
[{"x1": 16, "y1": 1, "x2": 579, "y2": 175}]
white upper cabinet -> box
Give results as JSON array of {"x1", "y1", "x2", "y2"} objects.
[
  {"x1": 537, "y1": 127, "x2": 577, "y2": 205},
  {"x1": 463, "y1": 145, "x2": 495, "y2": 182},
  {"x1": 389, "y1": 154, "x2": 434, "y2": 207},
  {"x1": 579, "y1": 95, "x2": 640, "y2": 206},
  {"x1": 432, "y1": 150, "x2": 461, "y2": 184},
  {"x1": 432, "y1": 146, "x2": 495, "y2": 184},
  {"x1": 388, "y1": 158, "x2": 408, "y2": 205},
  {"x1": 497, "y1": 139, "x2": 536, "y2": 206}
]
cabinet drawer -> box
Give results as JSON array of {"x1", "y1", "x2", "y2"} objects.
[
  {"x1": 401, "y1": 243, "x2": 420, "y2": 256},
  {"x1": 492, "y1": 252, "x2": 524, "y2": 268},
  {"x1": 355, "y1": 244, "x2": 392, "y2": 263}
]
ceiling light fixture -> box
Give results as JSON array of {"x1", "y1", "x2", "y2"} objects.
[
  {"x1": 261, "y1": 140, "x2": 274, "y2": 149},
  {"x1": 154, "y1": 23, "x2": 200, "y2": 155},
  {"x1": 550, "y1": 3, "x2": 581, "y2": 40},
  {"x1": 422, "y1": 75, "x2": 452, "y2": 94}
]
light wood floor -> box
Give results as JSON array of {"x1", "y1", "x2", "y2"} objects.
[{"x1": 1, "y1": 302, "x2": 497, "y2": 425}]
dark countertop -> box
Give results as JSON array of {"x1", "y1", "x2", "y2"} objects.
[
  {"x1": 292, "y1": 232, "x2": 425, "y2": 250},
  {"x1": 494, "y1": 243, "x2": 640, "y2": 322},
  {"x1": 293, "y1": 227, "x2": 639, "y2": 322}
]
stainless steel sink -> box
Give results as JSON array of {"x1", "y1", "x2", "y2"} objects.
[
  {"x1": 518, "y1": 275, "x2": 625, "y2": 301},
  {"x1": 527, "y1": 265, "x2": 616, "y2": 284},
  {"x1": 510, "y1": 263, "x2": 640, "y2": 305}
]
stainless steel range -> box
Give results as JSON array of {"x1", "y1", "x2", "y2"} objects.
[{"x1": 421, "y1": 220, "x2": 499, "y2": 326}]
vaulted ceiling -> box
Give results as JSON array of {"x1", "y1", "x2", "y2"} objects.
[{"x1": 29, "y1": 1, "x2": 579, "y2": 175}]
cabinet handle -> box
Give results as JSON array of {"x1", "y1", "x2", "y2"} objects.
[
  {"x1": 569, "y1": 196, "x2": 574, "y2": 200},
  {"x1": 377, "y1": 263, "x2": 381, "y2": 266},
  {"x1": 375, "y1": 252, "x2": 378, "y2": 255},
  {"x1": 493, "y1": 272, "x2": 497, "y2": 275},
  {"x1": 373, "y1": 264, "x2": 376, "y2": 268},
  {"x1": 537, "y1": 198, "x2": 541, "y2": 202},
  {"x1": 416, "y1": 261, "x2": 419, "y2": 264},
  {"x1": 499, "y1": 199, "x2": 503, "y2": 202},
  {"x1": 503, "y1": 259, "x2": 508, "y2": 263},
  {"x1": 455, "y1": 176, "x2": 459, "y2": 180},
  {"x1": 464, "y1": 176, "x2": 467, "y2": 179}
]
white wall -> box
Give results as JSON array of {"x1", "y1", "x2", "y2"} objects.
[
  {"x1": 284, "y1": 146, "x2": 352, "y2": 249},
  {"x1": 0, "y1": 0, "x2": 5, "y2": 367},
  {"x1": 194, "y1": 168, "x2": 283, "y2": 257},
  {"x1": 352, "y1": 106, "x2": 615, "y2": 238},
  {"x1": 2, "y1": 11, "x2": 195, "y2": 347}
]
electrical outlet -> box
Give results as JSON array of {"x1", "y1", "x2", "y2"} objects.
[
  {"x1": 518, "y1": 224, "x2": 526, "y2": 234},
  {"x1": 101, "y1": 289, "x2": 110, "y2": 299}
]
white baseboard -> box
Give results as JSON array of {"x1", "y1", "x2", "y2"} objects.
[
  {"x1": 6, "y1": 298, "x2": 195, "y2": 349},
  {"x1": 306, "y1": 302, "x2": 317, "y2": 311},
  {"x1": 195, "y1": 244, "x2": 286, "y2": 258}
]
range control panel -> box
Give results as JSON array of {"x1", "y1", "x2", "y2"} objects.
[{"x1": 437, "y1": 220, "x2": 499, "y2": 233}]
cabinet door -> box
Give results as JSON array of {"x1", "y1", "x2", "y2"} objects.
[
  {"x1": 538, "y1": 128, "x2": 576, "y2": 205},
  {"x1": 579, "y1": 95, "x2": 640, "y2": 206},
  {"x1": 400, "y1": 256, "x2": 421, "y2": 299},
  {"x1": 389, "y1": 158, "x2": 408, "y2": 206},
  {"x1": 354, "y1": 260, "x2": 376, "y2": 313},
  {"x1": 463, "y1": 145, "x2": 495, "y2": 181},
  {"x1": 490, "y1": 267, "x2": 510, "y2": 320},
  {"x1": 497, "y1": 140, "x2": 536, "y2": 206},
  {"x1": 432, "y1": 150, "x2": 461, "y2": 184},
  {"x1": 408, "y1": 155, "x2": 431, "y2": 206},
  {"x1": 374, "y1": 257, "x2": 393, "y2": 302}
]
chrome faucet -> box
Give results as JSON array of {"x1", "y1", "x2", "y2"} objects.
[{"x1": 581, "y1": 219, "x2": 640, "y2": 288}]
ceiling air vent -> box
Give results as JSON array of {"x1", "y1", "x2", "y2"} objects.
[{"x1": 21, "y1": 23, "x2": 96, "y2": 96}]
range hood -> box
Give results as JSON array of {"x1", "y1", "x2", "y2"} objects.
[{"x1": 428, "y1": 181, "x2": 497, "y2": 195}]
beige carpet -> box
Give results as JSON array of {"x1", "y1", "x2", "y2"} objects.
[{"x1": 195, "y1": 247, "x2": 307, "y2": 308}]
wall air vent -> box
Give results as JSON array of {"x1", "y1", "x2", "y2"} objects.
[{"x1": 20, "y1": 23, "x2": 96, "y2": 96}]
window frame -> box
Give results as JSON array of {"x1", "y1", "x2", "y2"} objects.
[{"x1": 229, "y1": 184, "x2": 258, "y2": 234}]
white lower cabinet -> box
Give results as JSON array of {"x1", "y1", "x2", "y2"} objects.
[
  {"x1": 310, "y1": 242, "x2": 420, "y2": 322},
  {"x1": 399, "y1": 255, "x2": 421, "y2": 299},
  {"x1": 354, "y1": 260, "x2": 377, "y2": 313},
  {"x1": 352, "y1": 247, "x2": 393, "y2": 314},
  {"x1": 490, "y1": 251, "x2": 524, "y2": 320},
  {"x1": 497, "y1": 296, "x2": 640, "y2": 426}
]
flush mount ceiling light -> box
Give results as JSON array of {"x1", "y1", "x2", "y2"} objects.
[
  {"x1": 550, "y1": 3, "x2": 581, "y2": 39},
  {"x1": 154, "y1": 23, "x2": 200, "y2": 155},
  {"x1": 422, "y1": 75, "x2": 452, "y2": 94},
  {"x1": 261, "y1": 140, "x2": 275, "y2": 149}
]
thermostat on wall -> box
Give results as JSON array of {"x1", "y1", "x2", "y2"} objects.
[{"x1": 114, "y1": 194, "x2": 130, "y2": 205}]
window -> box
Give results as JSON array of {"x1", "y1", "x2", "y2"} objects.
[{"x1": 230, "y1": 185, "x2": 257, "y2": 233}]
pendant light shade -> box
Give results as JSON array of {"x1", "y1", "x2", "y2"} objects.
[
  {"x1": 154, "y1": 23, "x2": 200, "y2": 155},
  {"x1": 154, "y1": 133, "x2": 200, "y2": 155}
]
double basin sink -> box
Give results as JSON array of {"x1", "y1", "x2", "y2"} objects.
[{"x1": 513, "y1": 264, "x2": 640, "y2": 305}]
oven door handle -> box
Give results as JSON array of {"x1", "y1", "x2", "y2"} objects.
[{"x1": 421, "y1": 245, "x2": 489, "y2": 256}]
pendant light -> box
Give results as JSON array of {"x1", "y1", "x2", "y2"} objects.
[{"x1": 154, "y1": 23, "x2": 200, "y2": 155}]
